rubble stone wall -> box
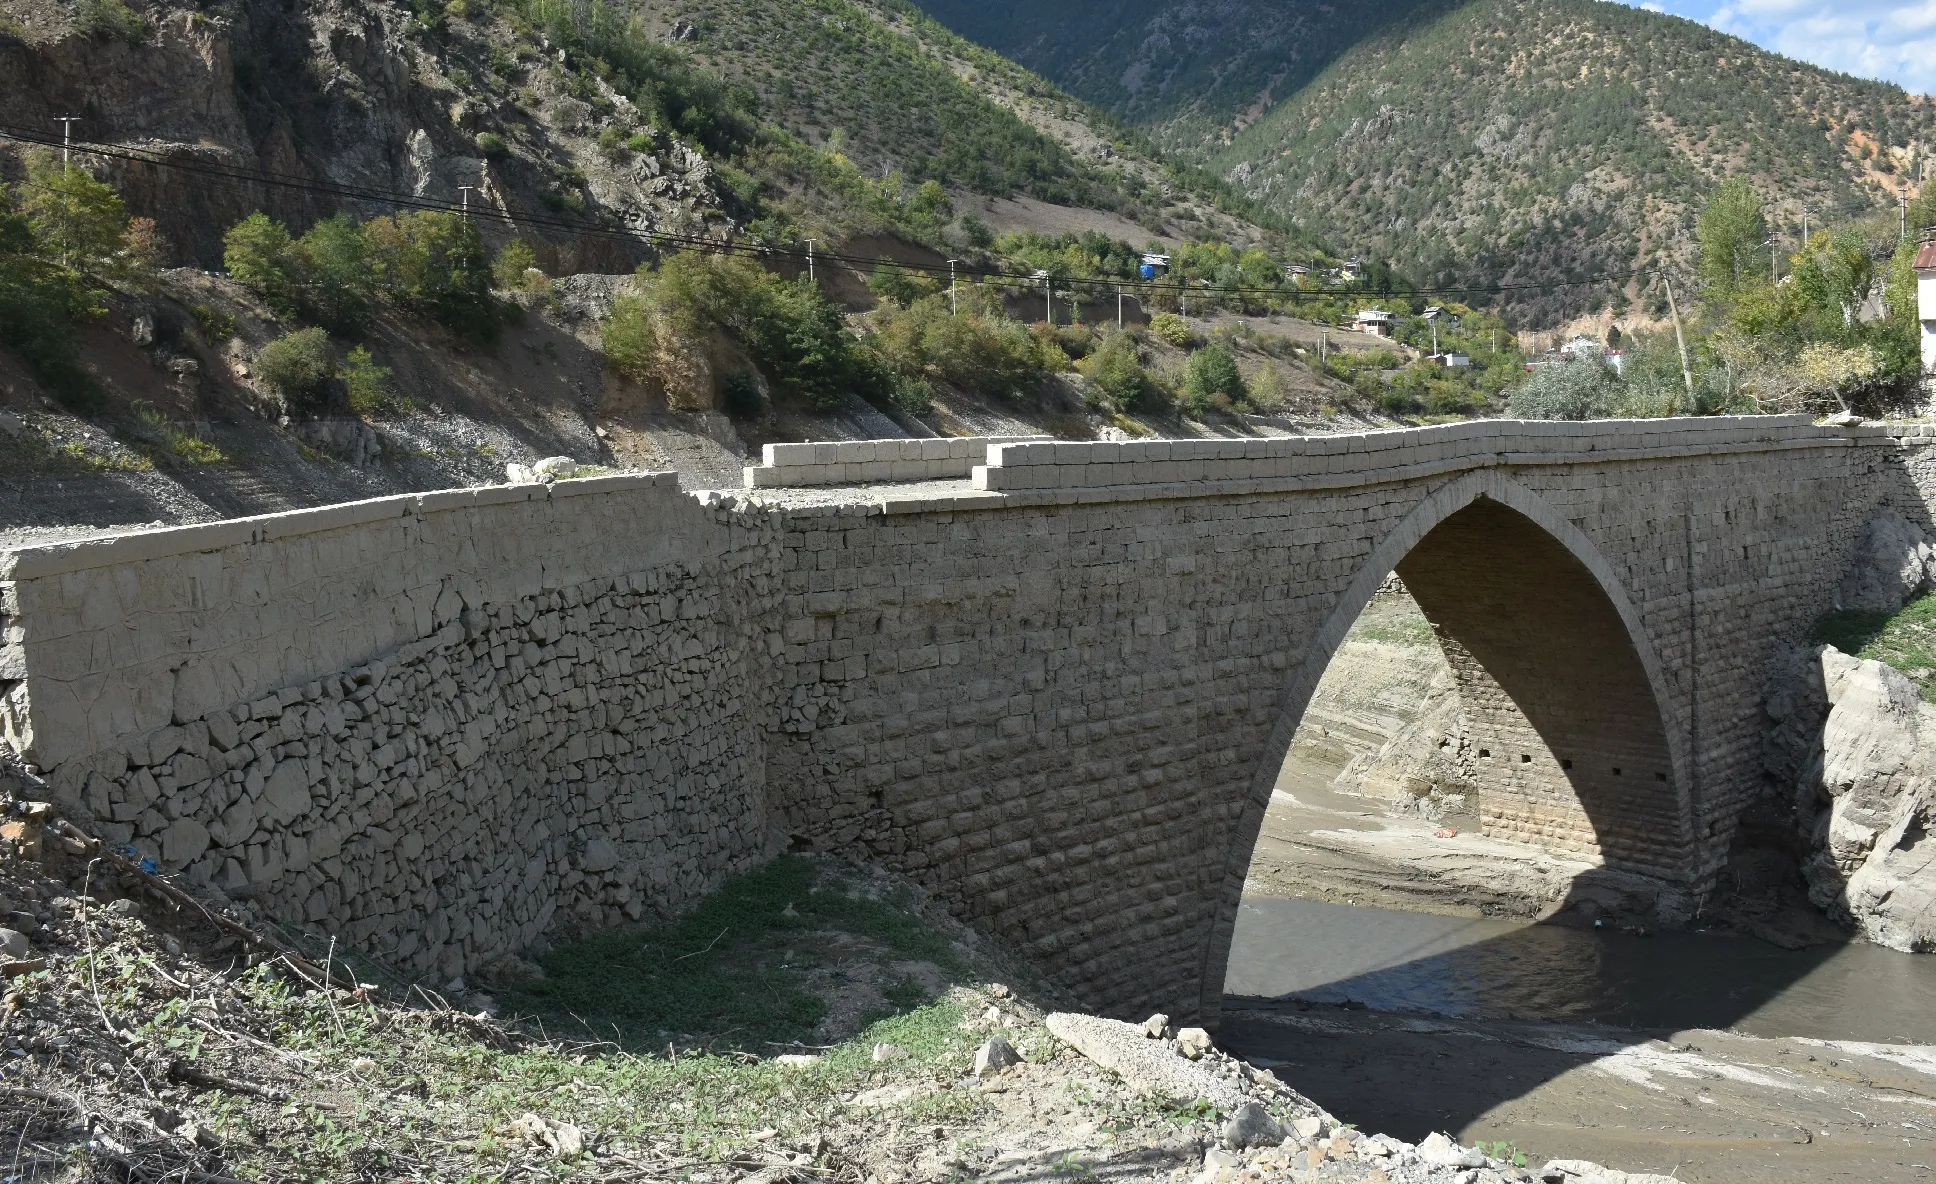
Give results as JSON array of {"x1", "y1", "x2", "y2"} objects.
[{"x1": 0, "y1": 476, "x2": 785, "y2": 982}]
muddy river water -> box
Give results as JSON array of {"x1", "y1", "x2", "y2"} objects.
[
  {"x1": 1227, "y1": 896, "x2": 1936, "y2": 1044},
  {"x1": 1222, "y1": 759, "x2": 1936, "y2": 1182}
]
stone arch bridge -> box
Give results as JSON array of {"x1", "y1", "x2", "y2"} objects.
[{"x1": 4, "y1": 416, "x2": 1933, "y2": 1025}]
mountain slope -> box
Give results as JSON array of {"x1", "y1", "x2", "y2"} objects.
[{"x1": 912, "y1": 0, "x2": 1936, "y2": 324}]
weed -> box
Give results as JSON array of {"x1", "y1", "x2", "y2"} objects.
[
  {"x1": 504, "y1": 856, "x2": 962, "y2": 1051},
  {"x1": 127, "y1": 400, "x2": 227, "y2": 465},
  {"x1": 191, "y1": 304, "x2": 236, "y2": 343},
  {"x1": 1815, "y1": 592, "x2": 1936, "y2": 699},
  {"x1": 1476, "y1": 1139, "x2": 1529, "y2": 1167}
]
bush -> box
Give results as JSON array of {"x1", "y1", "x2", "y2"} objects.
[
  {"x1": 492, "y1": 239, "x2": 545, "y2": 291},
  {"x1": 256, "y1": 327, "x2": 336, "y2": 412},
  {"x1": 344, "y1": 347, "x2": 405, "y2": 416},
  {"x1": 1182, "y1": 343, "x2": 1246, "y2": 414},
  {"x1": 869, "y1": 295, "x2": 1056, "y2": 402},
  {"x1": 476, "y1": 132, "x2": 510, "y2": 159},
  {"x1": 20, "y1": 155, "x2": 132, "y2": 276},
  {"x1": 1148, "y1": 312, "x2": 1192, "y2": 348},
  {"x1": 604, "y1": 252, "x2": 891, "y2": 412},
  {"x1": 224, "y1": 212, "x2": 296, "y2": 315},
  {"x1": 75, "y1": 0, "x2": 144, "y2": 41},
  {"x1": 1508, "y1": 359, "x2": 1617, "y2": 420},
  {"x1": 363, "y1": 210, "x2": 500, "y2": 341},
  {"x1": 290, "y1": 214, "x2": 374, "y2": 332},
  {"x1": 0, "y1": 181, "x2": 106, "y2": 411},
  {"x1": 1077, "y1": 330, "x2": 1154, "y2": 411},
  {"x1": 722, "y1": 370, "x2": 765, "y2": 419},
  {"x1": 866, "y1": 259, "x2": 938, "y2": 308}
]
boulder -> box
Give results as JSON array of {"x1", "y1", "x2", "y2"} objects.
[
  {"x1": 973, "y1": 1035, "x2": 1022, "y2": 1077},
  {"x1": 1836, "y1": 510, "x2": 1934, "y2": 614},
  {"x1": 1176, "y1": 1026, "x2": 1214, "y2": 1060},
  {"x1": 1220, "y1": 1101, "x2": 1285, "y2": 1150},
  {"x1": 1419, "y1": 1131, "x2": 1485, "y2": 1168},
  {"x1": 1045, "y1": 1013, "x2": 1245, "y2": 1110}
]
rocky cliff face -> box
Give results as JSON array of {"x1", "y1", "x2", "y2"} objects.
[
  {"x1": 1765, "y1": 645, "x2": 1936, "y2": 950},
  {"x1": 0, "y1": 0, "x2": 725, "y2": 271}
]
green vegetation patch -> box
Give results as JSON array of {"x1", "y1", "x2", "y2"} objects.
[
  {"x1": 1814, "y1": 592, "x2": 1936, "y2": 698},
  {"x1": 504, "y1": 856, "x2": 965, "y2": 1051}
]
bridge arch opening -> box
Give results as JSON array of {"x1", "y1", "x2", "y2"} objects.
[{"x1": 1203, "y1": 477, "x2": 1693, "y2": 1018}]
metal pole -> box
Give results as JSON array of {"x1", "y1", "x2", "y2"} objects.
[
  {"x1": 458, "y1": 185, "x2": 475, "y2": 216},
  {"x1": 805, "y1": 239, "x2": 814, "y2": 285},
  {"x1": 1045, "y1": 278, "x2": 1052, "y2": 326},
  {"x1": 948, "y1": 259, "x2": 958, "y2": 313},
  {"x1": 56, "y1": 116, "x2": 80, "y2": 166},
  {"x1": 1117, "y1": 290, "x2": 1123, "y2": 331}
]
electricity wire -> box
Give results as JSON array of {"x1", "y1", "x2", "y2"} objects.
[{"x1": 0, "y1": 121, "x2": 1661, "y2": 303}]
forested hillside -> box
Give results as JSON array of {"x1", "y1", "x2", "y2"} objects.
[{"x1": 914, "y1": 0, "x2": 1936, "y2": 324}]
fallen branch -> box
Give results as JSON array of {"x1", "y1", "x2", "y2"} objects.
[{"x1": 166, "y1": 1060, "x2": 289, "y2": 1103}]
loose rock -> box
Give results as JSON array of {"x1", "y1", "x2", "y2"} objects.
[
  {"x1": 1220, "y1": 1101, "x2": 1286, "y2": 1150},
  {"x1": 1176, "y1": 1026, "x2": 1213, "y2": 1060},
  {"x1": 974, "y1": 1035, "x2": 1022, "y2": 1077}
]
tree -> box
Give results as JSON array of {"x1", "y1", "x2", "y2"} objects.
[
  {"x1": 1791, "y1": 229, "x2": 1874, "y2": 326},
  {"x1": 1182, "y1": 343, "x2": 1247, "y2": 413},
  {"x1": 364, "y1": 211, "x2": 497, "y2": 341},
  {"x1": 256, "y1": 327, "x2": 336, "y2": 413},
  {"x1": 19, "y1": 154, "x2": 130, "y2": 272},
  {"x1": 1697, "y1": 179, "x2": 1767, "y2": 293},
  {"x1": 291, "y1": 214, "x2": 375, "y2": 332},
  {"x1": 492, "y1": 239, "x2": 543, "y2": 291},
  {"x1": 1509, "y1": 359, "x2": 1617, "y2": 420},
  {"x1": 223, "y1": 212, "x2": 296, "y2": 316}
]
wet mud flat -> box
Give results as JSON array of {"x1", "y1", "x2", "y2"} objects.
[{"x1": 1221, "y1": 1002, "x2": 1936, "y2": 1184}]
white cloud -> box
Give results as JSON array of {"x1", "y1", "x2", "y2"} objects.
[{"x1": 1618, "y1": 0, "x2": 1936, "y2": 92}]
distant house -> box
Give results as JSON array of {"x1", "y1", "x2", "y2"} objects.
[
  {"x1": 1429, "y1": 352, "x2": 1472, "y2": 369},
  {"x1": 1560, "y1": 334, "x2": 1603, "y2": 359},
  {"x1": 1605, "y1": 349, "x2": 1626, "y2": 376},
  {"x1": 1353, "y1": 308, "x2": 1395, "y2": 337},
  {"x1": 1916, "y1": 240, "x2": 1936, "y2": 373}
]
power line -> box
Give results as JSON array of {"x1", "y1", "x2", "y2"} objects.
[{"x1": 0, "y1": 121, "x2": 1654, "y2": 304}]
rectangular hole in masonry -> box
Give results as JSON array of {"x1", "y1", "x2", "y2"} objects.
[
  {"x1": 1478, "y1": 749, "x2": 1491, "y2": 758},
  {"x1": 1519, "y1": 754, "x2": 1531, "y2": 763},
  {"x1": 1561, "y1": 759, "x2": 1573, "y2": 770},
  {"x1": 1655, "y1": 772, "x2": 1667, "y2": 782},
  {"x1": 1612, "y1": 768, "x2": 1622, "y2": 776}
]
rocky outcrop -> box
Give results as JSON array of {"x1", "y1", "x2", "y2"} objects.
[
  {"x1": 1835, "y1": 508, "x2": 1936, "y2": 613},
  {"x1": 1766, "y1": 644, "x2": 1936, "y2": 950}
]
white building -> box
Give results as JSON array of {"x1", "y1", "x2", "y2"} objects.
[
  {"x1": 1917, "y1": 241, "x2": 1936, "y2": 374},
  {"x1": 1353, "y1": 308, "x2": 1395, "y2": 337}
]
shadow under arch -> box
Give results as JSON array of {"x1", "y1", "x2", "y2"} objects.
[{"x1": 1197, "y1": 470, "x2": 1692, "y2": 1023}]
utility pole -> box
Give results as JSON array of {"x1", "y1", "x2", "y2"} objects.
[
  {"x1": 805, "y1": 239, "x2": 815, "y2": 285},
  {"x1": 1802, "y1": 207, "x2": 1811, "y2": 248},
  {"x1": 458, "y1": 185, "x2": 475, "y2": 216},
  {"x1": 56, "y1": 116, "x2": 81, "y2": 166},
  {"x1": 1117, "y1": 289, "x2": 1124, "y2": 331},
  {"x1": 947, "y1": 258, "x2": 958, "y2": 313},
  {"x1": 1663, "y1": 271, "x2": 1694, "y2": 397},
  {"x1": 1045, "y1": 277, "x2": 1053, "y2": 326},
  {"x1": 1903, "y1": 191, "x2": 1910, "y2": 241}
]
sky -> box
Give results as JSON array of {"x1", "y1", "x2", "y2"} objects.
[{"x1": 1622, "y1": 0, "x2": 1936, "y2": 93}]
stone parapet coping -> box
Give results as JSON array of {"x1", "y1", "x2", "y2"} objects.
[
  {"x1": 0, "y1": 472, "x2": 684, "y2": 581},
  {"x1": 743, "y1": 435, "x2": 1048, "y2": 488}
]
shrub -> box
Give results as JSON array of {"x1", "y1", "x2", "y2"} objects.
[
  {"x1": 1508, "y1": 359, "x2": 1618, "y2": 420},
  {"x1": 256, "y1": 327, "x2": 336, "y2": 412},
  {"x1": 870, "y1": 295, "x2": 1056, "y2": 402},
  {"x1": 492, "y1": 239, "x2": 544, "y2": 291},
  {"x1": 476, "y1": 131, "x2": 510, "y2": 159},
  {"x1": 1182, "y1": 343, "x2": 1246, "y2": 414},
  {"x1": 223, "y1": 212, "x2": 296, "y2": 317},
  {"x1": 0, "y1": 185, "x2": 104, "y2": 411},
  {"x1": 363, "y1": 210, "x2": 499, "y2": 341},
  {"x1": 722, "y1": 370, "x2": 765, "y2": 419},
  {"x1": 344, "y1": 347, "x2": 405, "y2": 416},
  {"x1": 75, "y1": 0, "x2": 144, "y2": 41},
  {"x1": 866, "y1": 259, "x2": 938, "y2": 308},
  {"x1": 1148, "y1": 312, "x2": 1192, "y2": 348},
  {"x1": 20, "y1": 154, "x2": 132, "y2": 275},
  {"x1": 1077, "y1": 330, "x2": 1151, "y2": 411},
  {"x1": 290, "y1": 213, "x2": 375, "y2": 332}
]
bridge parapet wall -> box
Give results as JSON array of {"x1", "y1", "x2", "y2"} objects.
[
  {"x1": 0, "y1": 476, "x2": 785, "y2": 983},
  {"x1": 971, "y1": 416, "x2": 1844, "y2": 493}
]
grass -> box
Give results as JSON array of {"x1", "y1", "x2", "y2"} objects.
[
  {"x1": 1351, "y1": 593, "x2": 1439, "y2": 647},
  {"x1": 1814, "y1": 591, "x2": 1936, "y2": 699},
  {"x1": 0, "y1": 419, "x2": 153, "y2": 475},
  {"x1": 503, "y1": 855, "x2": 964, "y2": 1051},
  {"x1": 127, "y1": 400, "x2": 227, "y2": 465}
]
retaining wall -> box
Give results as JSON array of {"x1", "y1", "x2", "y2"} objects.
[{"x1": 0, "y1": 476, "x2": 784, "y2": 981}]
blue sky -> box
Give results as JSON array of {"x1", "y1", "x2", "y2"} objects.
[{"x1": 1619, "y1": 0, "x2": 1936, "y2": 93}]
